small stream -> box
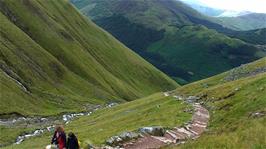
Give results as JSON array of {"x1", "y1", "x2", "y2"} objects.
[
  {"x1": 0, "y1": 103, "x2": 118, "y2": 146},
  {"x1": 1, "y1": 70, "x2": 29, "y2": 93}
]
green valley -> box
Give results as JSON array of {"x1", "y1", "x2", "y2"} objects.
[
  {"x1": 0, "y1": 0, "x2": 265, "y2": 149},
  {"x1": 72, "y1": 0, "x2": 266, "y2": 84}
]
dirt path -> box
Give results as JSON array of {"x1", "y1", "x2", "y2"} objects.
[{"x1": 121, "y1": 94, "x2": 210, "y2": 149}]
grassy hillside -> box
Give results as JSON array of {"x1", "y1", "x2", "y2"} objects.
[
  {"x1": 147, "y1": 25, "x2": 265, "y2": 82},
  {"x1": 168, "y1": 58, "x2": 266, "y2": 148},
  {"x1": 71, "y1": 0, "x2": 266, "y2": 84},
  {"x1": 2, "y1": 93, "x2": 191, "y2": 148},
  {"x1": 0, "y1": 0, "x2": 178, "y2": 116},
  {"x1": 4, "y1": 58, "x2": 266, "y2": 149}
]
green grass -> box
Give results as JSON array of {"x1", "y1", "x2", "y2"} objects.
[
  {"x1": 0, "y1": 126, "x2": 41, "y2": 146},
  {"x1": 165, "y1": 58, "x2": 266, "y2": 149},
  {"x1": 2, "y1": 93, "x2": 191, "y2": 149},
  {"x1": 170, "y1": 74, "x2": 266, "y2": 149},
  {"x1": 1, "y1": 0, "x2": 265, "y2": 148},
  {"x1": 0, "y1": 0, "x2": 178, "y2": 116}
]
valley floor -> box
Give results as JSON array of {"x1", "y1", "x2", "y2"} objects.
[{"x1": 1, "y1": 93, "x2": 192, "y2": 149}]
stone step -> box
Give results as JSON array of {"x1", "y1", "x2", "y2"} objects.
[
  {"x1": 184, "y1": 125, "x2": 199, "y2": 136},
  {"x1": 151, "y1": 136, "x2": 173, "y2": 144},
  {"x1": 195, "y1": 111, "x2": 210, "y2": 118},
  {"x1": 192, "y1": 123, "x2": 207, "y2": 128},
  {"x1": 164, "y1": 131, "x2": 177, "y2": 141},
  {"x1": 175, "y1": 127, "x2": 195, "y2": 138},
  {"x1": 193, "y1": 120, "x2": 207, "y2": 125},
  {"x1": 167, "y1": 129, "x2": 190, "y2": 142},
  {"x1": 171, "y1": 130, "x2": 187, "y2": 140}
]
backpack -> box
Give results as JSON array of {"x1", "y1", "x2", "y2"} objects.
[{"x1": 67, "y1": 132, "x2": 80, "y2": 149}]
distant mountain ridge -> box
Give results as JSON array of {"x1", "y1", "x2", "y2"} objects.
[
  {"x1": 179, "y1": 0, "x2": 266, "y2": 31},
  {"x1": 179, "y1": 0, "x2": 225, "y2": 17},
  {"x1": 216, "y1": 13, "x2": 266, "y2": 31},
  {"x1": 180, "y1": 0, "x2": 252, "y2": 17},
  {"x1": 217, "y1": 10, "x2": 252, "y2": 17}
]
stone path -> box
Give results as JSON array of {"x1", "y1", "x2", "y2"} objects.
[{"x1": 121, "y1": 94, "x2": 210, "y2": 149}]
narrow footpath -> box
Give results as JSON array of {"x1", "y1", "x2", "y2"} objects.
[{"x1": 121, "y1": 93, "x2": 210, "y2": 149}]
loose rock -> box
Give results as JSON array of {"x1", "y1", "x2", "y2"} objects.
[{"x1": 139, "y1": 126, "x2": 165, "y2": 136}]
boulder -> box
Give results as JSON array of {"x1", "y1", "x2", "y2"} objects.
[
  {"x1": 119, "y1": 131, "x2": 139, "y2": 141},
  {"x1": 106, "y1": 136, "x2": 122, "y2": 146},
  {"x1": 249, "y1": 112, "x2": 265, "y2": 118},
  {"x1": 139, "y1": 126, "x2": 165, "y2": 136},
  {"x1": 186, "y1": 96, "x2": 199, "y2": 103},
  {"x1": 106, "y1": 131, "x2": 140, "y2": 147}
]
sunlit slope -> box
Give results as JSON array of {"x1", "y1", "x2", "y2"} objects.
[
  {"x1": 0, "y1": 0, "x2": 178, "y2": 116},
  {"x1": 169, "y1": 58, "x2": 266, "y2": 148}
]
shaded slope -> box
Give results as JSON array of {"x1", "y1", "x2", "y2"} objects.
[
  {"x1": 227, "y1": 28, "x2": 266, "y2": 45},
  {"x1": 0, "y1": 0, "x2": 178, "y2": 116},
  {"x1": 71, "y1": 0, "x2": 266, "y2": 83}
]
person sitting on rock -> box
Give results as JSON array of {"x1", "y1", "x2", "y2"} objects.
[
  {"x1": 66, "y1": 132, "x2": 80, "y2": 149},
  {"x1": 51, "y1": 125, "x2": 67, "y2": 149}
]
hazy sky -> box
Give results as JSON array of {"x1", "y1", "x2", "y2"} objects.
[{"x1": 183, "y1": 0, "x2": 266, "y2": 13}]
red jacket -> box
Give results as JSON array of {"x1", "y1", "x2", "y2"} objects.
[{"x1": 51, "y1": 131, "x2": 66, "y2": 149}]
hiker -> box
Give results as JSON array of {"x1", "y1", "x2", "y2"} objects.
[
  {"x1": 51, "y1": 125, "x2": 67, "y2": 149},
  {"x1": 67, "y1": 132, "x2": 80, "y2": 149}
]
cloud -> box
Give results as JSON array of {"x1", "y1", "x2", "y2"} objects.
[{"x1": 193, "y1": 0, "x2": 266, "y2": 13}]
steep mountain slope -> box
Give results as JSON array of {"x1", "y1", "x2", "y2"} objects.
[
  {"x1": 5, "y1": 58, "x2": 266, "y2": 149},
  {"x1": 71, "y1": 0, "x2": 266, "y2": 83},
  {"x1": 228, "y1": 28, "x2": 266, "y2": 45},
  {"x1": 0, "y1": 0, "x2": 178, "y2": 116},
  {"x1": 216, "y1": 13, "x2": 266, "y2": 31}
]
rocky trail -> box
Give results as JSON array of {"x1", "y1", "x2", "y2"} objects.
[
  {"x1": 122, "y1": 104, "x2": 209, "y2": 149},
  {"x1": 104, "y1": 93, "x2": 210, "y2": 149}
]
